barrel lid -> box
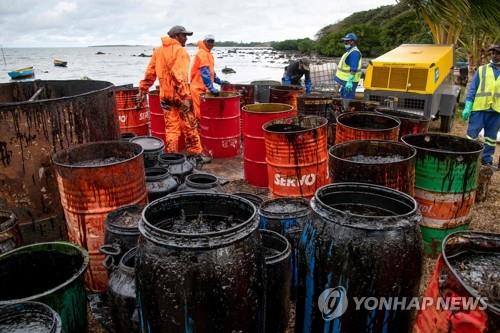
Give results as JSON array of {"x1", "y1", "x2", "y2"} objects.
[
  {"x1": 259, "y1": 197, "x2": 310, "y2": 218},
  {"x1": 130, "y1": 136, "x2": 165, "y2": 152}
]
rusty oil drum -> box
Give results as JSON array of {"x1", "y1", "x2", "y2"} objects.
[
  {"x1": 263, "y1": 115, "x2": 329, "y2": 197},
  {"x1": 136, "y1": 192, "x2": 266, "y2": 332},
  {"x1": 414, "y1": 231, "x2": 500, "y2": 333},
  {"x1": 242, "y1": 103, "x2": 296, "y2": 187},
  {"x1": 115, "y1": 87, "x2": 150, "y2": 136},
  {"x1": 377, "y1": 108, "x2": 430, "y2": 139},
  {"x1": 329, "y1": 140, "x2": 416, "y2": 195},
  {"x1": 402, "y1": 134, "x2": 483, "y2": 256},
  {"x1": 297, "y1": 93, "x2": 336, "y2": 145},
  {"x1": 335, "y1": 112, "x2": 400, "y2": 144},
  {"x1": 200, "y1": 92, "x2": 241, "y2": 158},
  {"x1": 0, "y1": 80, "x2": 118, "y2": 244},
  {"x1": 53, "y1": 141, "x2": 148, "y2": 292},
  {"x1": 270, "y1": 85, "x2": 304, "y2": 112},
  {"x1": 251, "y1": 80, "x2": 281, "y2": 103}
]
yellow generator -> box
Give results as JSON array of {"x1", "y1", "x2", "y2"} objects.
[{"x1": 364, "y1": 44, "x2": 460, "y2": 132}]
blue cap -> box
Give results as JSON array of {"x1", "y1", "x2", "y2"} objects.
[{"x1": 341, "y1": 33, "x2": 358, "y2": 41}]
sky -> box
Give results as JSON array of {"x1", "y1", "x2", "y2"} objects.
[{"x1": 0, "y1": 0, "x2": 397, "y2": 48}]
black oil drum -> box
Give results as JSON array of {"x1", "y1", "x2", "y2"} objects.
[
  {"x1": 296, "y1": 183, "x2": 423, "y2": 333},
  {"x1": 176, "y1": 173, "x2": 223, "y2": 193},
  {"x1": 157, "y1": 153, "x2": 193, "y2": 183},
  {"x1": 108, "y1": 247, "x2": 139, "y2": 333},
  {"x1": 136, "y1": 192, "x2": 266, "y2": 333},
  {"x1": 145, "y1": 167, "x2": 178, "y2": 201},
  {"x1": 0, "y1": 301, "x2": 62, "y2": 333},
  {"x1": 233, "y1": 192, "x2": 265, "y2": 208},
  {"x1": 261, "y1": 229, "x2": 292, "y2": 333}
]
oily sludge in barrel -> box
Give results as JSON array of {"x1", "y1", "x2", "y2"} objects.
[
  {"x1": 297, "y1": 183, "x2": 423, "y2": 333},
  {"x1": 136, "y1": 192, "x2": 266, "y2": 333}
]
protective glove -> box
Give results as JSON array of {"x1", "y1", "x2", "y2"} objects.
[
  {"x1": 344, "y1": 74, "x2": 354, "y2": 92},
  {"x1": 135, "y1": 90, "x2": 146, "y2": 105},
  {"x1": 209, "y1": 88, "x2": 220, "y2": 97},
  {"x1": 461, "y1": 100, "x2": 473, "y2": 121},
  {"x1": 305, "y1": 79, "x2": 312, "y2": 95},
  {"x1": 282, "y1": 75, "x2": 292, "y2": 85},
  {"x1": 220, "y1": 80, "x2": 230, "y2": 85}
]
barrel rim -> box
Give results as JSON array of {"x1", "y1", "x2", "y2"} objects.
[
  {"x1": 130, "y1": 136, "x2": 165, "y2": 152},
  {"x1": 401, "y1": 133, "x2": 484, "y2": 155},
  {"x1": 0, "y1": 80, "x2": 114, "y2": 108},
  {"x1": 260, "y1": 229, "x2": 292, "y2": 265},
  {"x1": 184, "y1": 173, "x2": 218, "y2": 189},
  {"x1": 232, "y1": 192, "x2": 264, "y2": 206},
  {"x1": 105, "y1": 204, "x2": 143, "y2": 234},
  {"x1": 145, "y1": 167, "x2": 171, "y2": 181},
  {"x1": 0, "y1": 301, "x2": 62, "y2": 332},
  {"x1": 0, "y1": 209, "x2": 17, "y2": 233},
  {"x1": 140, "y1": 192, "x2": 259, "y2": 249},
  {"x1": 328, "y1": 139, "x2": 417, "y2": 165},
  {"x1": 0, "y1": 241, "x2": 89, "y2": 305},
  {"x1": 114, "y1": 87, "x2": 139, "y2": 93},
  {"x1": 52, "y1": 140, "x2": 144, "y2": 168},
  {"x1": 375, "y1": 108, "x2": 429, "y2": 121},
  {"x1": 262, "y1": 115, "x2": 329, "y2": 134},
  {"x1": 200, "y1": 91, "x2": 240, "y2": 99},
  {"x1": 158, "y1": 152, "x2": 187, "y2": 164},
  {"x1": 442, "y1": 230, "x2": 500, "y2": 314},
  {"x1": 336, "y1": 111, "x2": 401, "y2": 132},
  {"x1": 313, "y1": 182, "x2": 419, "y2": 229},
  {"x1": 270, "y1": 85, "x2": 305, "y2": 92},
  {"x1": 148, "y1": 89, "x2": 160, "y2": 96},
  {"x1": 259, "y1": 197, "x2": 310, "y2": 219},
  {"x1": 242, "y1": 103, "x2": 294, "y2": 114},
  {"x1": 118, "y1": 246, "x2": 137, "y2": 274}
]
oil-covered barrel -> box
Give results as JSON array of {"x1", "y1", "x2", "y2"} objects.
[
  {"x1": 233, "y1": 192, "x2": 264, "y2": 208},
  {"x1": 251, "y1": 80, "x2": 281, "y2": 103},
  {"x1": 242, "y1": 103, "x2": 296, "y2": 187},
  {"x1": 136, "y1": 192, "x2": 266, "y2": 332},
  {"x1": 329, "y1": 140, "x2": 416, "y2": 195},
  {"x1": 376, "y1": 108, "x2": 430, "y2": 139},
  {"x1": 0, "y1": 242, "x2": 89, "y2": 333},
  {"x1": 176, "y1": 173, "x2": 223, "y2": 193},
  {"x1": 157, "y1": 152, "x2": 193, "y2": 183},
  {"x1": 53, "y1": 141, "x2": 148, "y2": 292},
  {"x1": 200, "y1": 92, "x2": 241, "y2": 158},
  {"x1": 108, "y1": 247, "x2": 139, "y2": 333},
  {"x1": 0, "y1": 301, "x2": 62, "y2": 333},
  {"x1": 414, "y1": 231, "x2": 500, "y2": 333},
  {"x1": 270, "y1": 85, "x2": 304, "y2": 112},
  {"x1": 0, "y1": 80, "x2": 118, "y2": 244},
  {"x1": 297, "y1": 93, "x2": 336, "y2": 145},
  {"x1": 221, "y1": 83, "x2": 256, "y2": 106},
  {"x1": 0, "y1": 209, "x2": 22, "y2": 254},
  {"x1": 259, "y1": 197, "x2": 311, "y2": 299},
  {"x1": 145, "y1": 167, "x2": 178, "y2": 201},
  {"x1": 336, "y1": 112, "x2": 400, "y2": 144},
  {"x1": 402, "y1": 134, "x2": 483, "y2": 256},
  {"x1": 261, "y1": 229, "x2": 292, "y2": 333},
  {"x1": 263, "y1": 115, "x2": 329, "y2": 197},
  {"x1": 332, "y1": 98, "x2": 379, "y2": 112},
  {"x1": 115, "y1": 87, "x2": 150, "y2": 136},
  {"x1": 297, "y1": 183, "x2": 423, "y2": 333},
  {"x1": 130, "y1": 136, "x2": 164, "y2": 168}
]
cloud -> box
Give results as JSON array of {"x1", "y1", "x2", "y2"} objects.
[{"x1": 0, "y1": 0, "x2": 397, "y2": 47}]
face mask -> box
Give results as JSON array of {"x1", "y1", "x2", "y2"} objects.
[
  {"x1": 344, "y1": 44, "x2": 351, "y2": 50},
  {"x1": 491, "y1": 60, "x2": 500, "y2": 65}
]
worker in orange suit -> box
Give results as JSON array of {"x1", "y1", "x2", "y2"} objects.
[
  {"x1": 190, "y1": 34, "x2": 229, "y2": 120},
  {"x1": 138, "y1": 25, "x2": 209, "y2": 163}
]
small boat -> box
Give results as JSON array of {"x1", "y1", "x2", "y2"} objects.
[
  {"x1": 7, "y1": 66, "x2": 34, "y2": 79},
  {"x1": 54, "y1": 59, "x2": 68, "y2": 67}
]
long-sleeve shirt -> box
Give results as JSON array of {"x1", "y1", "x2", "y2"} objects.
[
  {"x1": 334, "y1": 46, "x2": 361, "y2": 85},
  {"x1": 285, "y1": 60, "x2": 310, "y2": 85},
  {"x1": 466, "y1": 63, "x2": 500, "y2": 103}
]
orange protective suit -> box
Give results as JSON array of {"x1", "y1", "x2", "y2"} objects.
[
  {"x1": 139, "y1": 36, "x2": 202, "y2": 154},
  {"x1": 190, "y1": 40, "x2": 215, "y2": 120}
]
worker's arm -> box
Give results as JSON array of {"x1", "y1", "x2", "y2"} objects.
[
  {"x1": 304, "y1": 70, "x2": 311, "y2": 95},
  {"x1": 200, "y1": 66, "x2": 218, "y2": 94},
  {"x1": 465, "y1": 70, "x2": 480, "y2": 103},
  {"x1": 171, "y1": 48, "x2": 191, "y2": 102},
  {"x1": 139, "y1": 50, "x2": 157, "y2": 93}
]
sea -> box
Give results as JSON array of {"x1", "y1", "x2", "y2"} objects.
[{"x1": 0, "y1": 46, "x2": 291, "y2": 86}]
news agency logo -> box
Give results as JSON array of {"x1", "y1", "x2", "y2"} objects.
[{"x1": 318, "y1": 286, "x2": 348, "y2": 321}]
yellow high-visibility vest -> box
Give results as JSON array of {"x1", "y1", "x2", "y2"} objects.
[
  {"x1": 472, "y1": 64, "x2": 500, "y2": 112},
  {"x1": 335, "y1": 46, "x2": 362, "y2": 82}
]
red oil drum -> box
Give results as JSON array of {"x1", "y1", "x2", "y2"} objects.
[
  {"x1": 115, "y1": 88, "x2": 150, "y2": 136},
  {"x1": 242, "y1": 104, "x2": 296, "y2": 187},
  {"x1": 414, "y1": 231, "x2": 500, "y2": 333},
  {"x1": 335, "y1": 112, "x2": 400, "y2": 144},
  {"x1": 263, "y1": 116, "x2": 329, "y2": 197},
  {"x1": 53, "y1": 141, "x2": 148, "y2": 292},
  {"x1": 148, "y1": 90, "x2": 185, "y2": 152},
  {"x1": 270, "y1": 85, "x2": 304, "y2": 112},
  {"x1": 377, "y1": 108, "x2": 430, "y2": 139},
  {"x1": 200, "y1": 92, "x2": 241, "y2": 158}
]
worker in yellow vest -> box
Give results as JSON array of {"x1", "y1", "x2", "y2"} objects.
[
  {"x1": 462, "y1": 44, "x2": 500, "y2": 166},
  {"x1": 334, "y1": 32, "x2": 362, "y2": 99}
]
